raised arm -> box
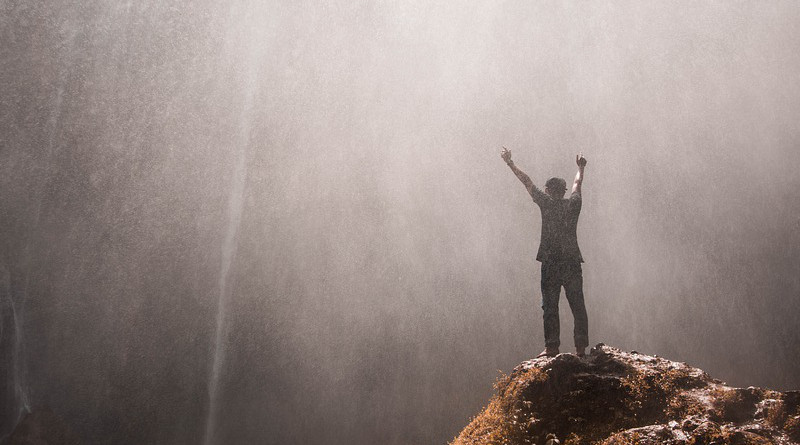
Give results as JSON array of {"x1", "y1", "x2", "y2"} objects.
[
  {"x1": 572, "y1": 153, "x2": 587, "y2": 194},
  {"x1": 501, "y1": 147, "x2": 545, "y2": 202},
  {"x1": 501, "y1": 147, "x2": 533, "y2": 189}
]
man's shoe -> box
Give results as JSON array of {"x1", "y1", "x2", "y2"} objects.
[
  {"x1": 537, "y1": 347, "x2": 559, "y2": 358},
  {"x1": 575, "y1": 347, "x2": 586, "y2": 358}
]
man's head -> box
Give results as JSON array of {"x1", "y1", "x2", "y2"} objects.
[{"x1": 545, "y1": 177, "x2": 567, "y2": 199}]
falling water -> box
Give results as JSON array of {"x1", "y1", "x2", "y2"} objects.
[
  {"x1": 203, "y1": 101, "x2": 252, "y2": 445},
  {"x1": 203, "y1": 42, "x2": 261, "y2": 445},
  {"x1": 7, "y1": 73, "x2": 68, "y2": 432},
  {"x1": 3, "y1": 3, "x2": 800, "y2": 444},
  {"x1": 0, "y1": 262, "x2": 29, "y2": 432}
]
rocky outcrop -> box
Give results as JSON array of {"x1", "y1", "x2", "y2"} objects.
[{"x1": 451, "y1": 344, "x2": 800, "y2": 445}]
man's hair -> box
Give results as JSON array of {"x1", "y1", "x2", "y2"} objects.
[{"x1": 545, "y1": 177, "x2": 567, "y2": 192}]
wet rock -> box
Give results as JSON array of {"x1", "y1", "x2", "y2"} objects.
[{"x1": 451, "y1": 344, "x2": 800, "y2": 445}]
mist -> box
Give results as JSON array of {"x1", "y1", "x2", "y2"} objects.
[{"x1": 2, "y1": 2, "x2": 799, "y2": 444}]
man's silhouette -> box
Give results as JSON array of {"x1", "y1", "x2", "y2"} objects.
[{"x1": 501, "y1": 147, "x2": 588, "y2": 357}]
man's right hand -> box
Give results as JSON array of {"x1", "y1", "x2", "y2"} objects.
[{"x1": 501, "y1": 147, "x2": 513, "y2": 164}]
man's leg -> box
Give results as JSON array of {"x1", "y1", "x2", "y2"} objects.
[
  {"x1": 563, "y1": 262, "x2": 588, "y2": 352},
  {"x1": 540, "y1": 262, "x2": 562, "y2": 351}
]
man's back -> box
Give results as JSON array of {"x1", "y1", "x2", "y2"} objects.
[{"x1": 532, "y1": 191, "x2": 583, "y2": 263}]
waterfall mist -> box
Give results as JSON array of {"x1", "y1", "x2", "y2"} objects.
[{"x1": 2, "y1": 2, "x2": 799, "y2": 444}]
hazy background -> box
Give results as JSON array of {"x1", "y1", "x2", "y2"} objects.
[{"x1": 2, "y1": 1, "x2": 799, "y2": 444}]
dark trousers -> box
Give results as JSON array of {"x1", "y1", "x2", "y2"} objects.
[{"x1": 541, "y1": 261, "x2": 588, "y2": 349}]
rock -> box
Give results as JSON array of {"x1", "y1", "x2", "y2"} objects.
[{"x1": 450, "y1": 344, "x2": 800, "y2": 445}]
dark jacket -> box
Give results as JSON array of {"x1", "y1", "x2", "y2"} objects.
[{"x1": 529, "y1": 186, "x2": 583, "y2": 263}]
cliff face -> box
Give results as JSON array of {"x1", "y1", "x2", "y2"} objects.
[{"x1": 451, "y1": 344, "x2": 800, "y2": 445}]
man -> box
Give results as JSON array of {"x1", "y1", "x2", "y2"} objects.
[{"x1": 501, "y1": 147, "x2": 588, "y2": 358}]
